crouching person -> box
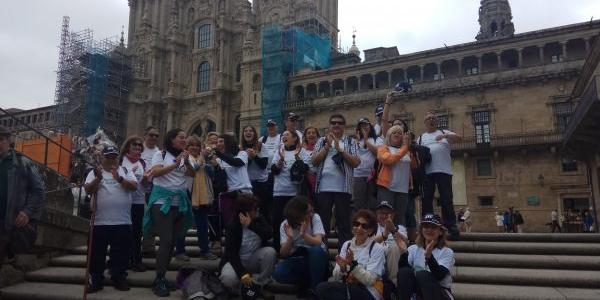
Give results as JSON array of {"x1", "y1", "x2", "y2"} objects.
[
  {"x1": 316, "y1": 209, "x2": 385, "y2": 300},
  {"x1": 219, "y1": 194, "x2": 276, "y2": 299},
  {"x1": 272, "y1": 196, "x2": 328, "y2": 298},
  {"x1": 396, "y1": 214, "x2": 455, "y2": 300},
  {"x1": 374, "y1": 201, "x2": 408, "y2": 287},
  {"x1": 84, "y1": 146, "x2": 137, "y2": 293}
]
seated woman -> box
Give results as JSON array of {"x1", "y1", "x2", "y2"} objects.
[
  {"x1": 218, "y1": 194, "x2": 276, "y2": 299},
  {"x1": 373, "y1": 201, "x2": 408, "y2": 287},
  {"x1": 272, "y1": 196, "x2": 329, "y2": 298},
  {"x1": 396, "y1": 214, "x2": 455, "y2": 300},
  {"x1": 316, "y1": 209, "x2": 385, "y2": 300}
]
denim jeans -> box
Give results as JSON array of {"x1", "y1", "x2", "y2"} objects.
[
  {"x1": 272, "y1": 245, "x2": 329, "y2": 291},
  {"x1": 193, "y1": 206, "x2": 210, "y2": 254}
]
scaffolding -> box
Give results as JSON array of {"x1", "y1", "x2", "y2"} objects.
[
  {"x1": 260, "y1": 1, "x2": 332, "y2": 134},
  {"x1": 53, "y1": 16, "x2": 131, "y2": 144}
]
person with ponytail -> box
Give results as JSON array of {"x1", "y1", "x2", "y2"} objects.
[
  {"x1": 241, "y1": 125, "x2": 271, "y2": 223},
  {"x1": 144, "y1": 128, "x2": 195, "y2": 297}
]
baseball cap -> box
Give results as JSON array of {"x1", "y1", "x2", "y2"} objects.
[
  {"x1": 0, "y1": 126, "x2": 10, "y2": 137},
  {"x1": 266, "y1": 119, "x2": 277, "y2": 126},
  {"x1": 358, "y1": 117, "x2": 371, "y2": 125},
  {"x1": 286, "y1": 112, "x2": 299, "y2": 120},
  {"x1": 375, "y1": 201, "x2": 394, "y2": 211},
  {"x1": 102, "y1": 146, "x2": 119, "y2": 157},
  {"x1": 375, "y1": 104, "x2": 384, "y2": 116},
  {"x1": 421, "y1": 213, "x2": 446, "y2": 230}
]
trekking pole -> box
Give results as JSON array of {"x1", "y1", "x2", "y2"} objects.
[{"x1": 83, "y1": 192, "x2": 98, "y2": 300}]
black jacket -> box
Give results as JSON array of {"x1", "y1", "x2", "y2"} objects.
[{"x1": 218, "y1": 215, "x2": 272, "y2": 278}]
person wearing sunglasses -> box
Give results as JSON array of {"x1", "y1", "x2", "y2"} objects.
[
  {"x1": 316, "y1": 209, "x2": 385, "y2": 300},
  {"x1": 311, "y1": 114, "x2": 361, "y2": 249},
  {"x1": 119, "y1": 135, "x2": 153, "y2": 272},
  {"x1": 284, "y1": 112, "x2": 304, "y2": 143},
  {"x1": 396, "y1": 214, "x2": 455, "y2": 300},
  {"x1": 140, "y1": 126, "x2": 161, "y2": 257}
]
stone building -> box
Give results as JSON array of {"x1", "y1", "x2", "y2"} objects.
[{"x1": 125, "y1": 0, "x2": 599, "y2": 232}]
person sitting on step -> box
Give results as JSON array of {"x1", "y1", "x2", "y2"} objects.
[{"x1": 373, "y1": 200, "x2": 408, "y2": 287}]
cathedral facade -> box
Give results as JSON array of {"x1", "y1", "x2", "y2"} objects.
[{"x1": 125, "y1": 0, "x2": 600, "y2": 231}]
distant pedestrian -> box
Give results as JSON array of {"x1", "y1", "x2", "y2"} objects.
[
  {"x1": 495, "y1": 212, "x2": 504, "y2": 233},
  {"x1": 463, "y1": 207, "x2": 472, "y2": 233},
  {"x1": 514, "y1": 210, "x2": 524, "y2": 233},
  {"x1": 551, "y1": 210, "x2": 561, "y2": 233},
  {"x1": 456, "y1": 208, "x2": 464, "y2": 232},
  {"x1": 502, "y1": 210, "x2": 510, "y2": 233}
]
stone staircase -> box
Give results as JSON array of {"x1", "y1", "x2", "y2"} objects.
[{"x1": 2, "y1": 230, "x2": 600, "y2": 299}]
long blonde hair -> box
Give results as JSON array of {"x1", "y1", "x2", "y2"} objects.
[{"x1": 384, "y1": 125, "x2": 404, "y2": 146}]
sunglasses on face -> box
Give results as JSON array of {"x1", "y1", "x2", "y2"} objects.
[
  {"x1": 148, "y1": 134, "x2": 159, "y2": 138},
  {"x1": 352, "y1": 221, "x2": 370, "y2": 230},
  {"x1": 330, "y1": 121, "x2": 345, "y2": 126},
  {"x1": 132, "y1": 142, "x2": 143, "y2": 147}
]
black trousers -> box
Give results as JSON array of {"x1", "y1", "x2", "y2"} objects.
[
  {"x1": 551, "y1": 220, "x2": 562, "y2": 233},
  {"x1": 397, "y1": 267, "x2": 449, "y2": 300},
  {"x1": 272, "y1": 196, "x2": 294, "y2": 252},
  {"x1": 315, "y1": 281, "x2": 374, "y2": 300},
  {"x1": 422, "y1": 173, "x2": 457, "y2": 230},
  {"x1": 252, "y1": 180, "x2": 272, "y2": 224},
  {"x1": 130, "y1": 204, "x2": 145, "y2": 266},
  {"x1": 316, "y1": 192, "x2": 352, "y2": 250},
  {"x1": 90, "y1": 225, "x2": 132, "y2": 282}
]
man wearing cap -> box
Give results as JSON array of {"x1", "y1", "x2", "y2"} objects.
[
  {"x1": 374, "y1": 201, "x2": 408, "y2": 286},
  {"x1": 0, "y1": 126, "x2": 45, "y2": 263},
  {"x1": 374, "y1": 104, "x2": 384, "y2": 137},
  {"x1": 284, "y1": 113, "x2": 303, "y2": 143},
  {"x1": 260, "y1": 119, "x2": 281, "y2": 223},
  {"x1": 311, "y1": 114, "x2": 360, "y2": 249},
  {"x1": 418, "y1": 111, "x2": 462, "y2": 238},
  {"x1": 84, "y1": 146, "x2": 138, "y2": 293}
]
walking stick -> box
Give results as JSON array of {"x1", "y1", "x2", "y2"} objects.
[{"x1": 83, "y1": 192, "x2": 98, "y2": 300}]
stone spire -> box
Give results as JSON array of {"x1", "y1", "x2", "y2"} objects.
[
  {"x1": 348, "y1": 30, "x2": 360, "y2": 57},
  {"x1": 120, "y1": 26, "x2": 125, "y2": 47},
  {"x1": 476, "y1": 0, "x2": 515, "y2": 41}
]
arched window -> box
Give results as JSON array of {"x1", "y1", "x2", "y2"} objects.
[
  {"x1": 252, "y1": 74, "x2": 262, "y2": 91},
  {"x1": 197, "y1": 62, "x2": 210, "y2": 92},
  {"x1": 235, "y1": 64, "x2": 241, "y2": 82},
  {"x1": 198, "y1": 24, "x2": 211, "y2": 49}
]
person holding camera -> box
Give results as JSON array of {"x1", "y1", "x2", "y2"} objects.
[
  {"x1": 373, "y1": 201, "x2": 408, "y2": 287},
  {"x1": 219, "y1": 194, "x2": 276, "y2": 300},
  {"x1": 418, "y1": 112, "x2": 462, "y2": 238},
  {"x1": 311, "y1": 114, "x2": 361, "y2": 249},
  {"x1": 353, "y1": 118, "x2": 384, "y2": 211},
  {"x1": 84, "y1": 146, "x2": 137, "y2": 293}
]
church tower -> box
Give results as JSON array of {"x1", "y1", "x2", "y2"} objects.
[{"x1": 476, "y1": 0, "x2": 515, "y2": 41}]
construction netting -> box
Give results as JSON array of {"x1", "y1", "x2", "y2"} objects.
[
  {"x1": 261, "y1": 26, "x2": 331, "y2": 135},
  {"x1": 84, "y1": 52, "x2": 109, "y2": 137}
]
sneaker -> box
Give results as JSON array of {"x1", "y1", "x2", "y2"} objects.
[
  {"x1": 113, "y1": 278, "x2": 131, "y2": 291},
  {"x1": 175, "y1": 253, "x2": 191, "y2": 262},
  {"x1": 152, "y1": 277, "x2": 170, "y2": 297},
  {"x1": 131, "y1": 263, "x2": 147, "y2": 272},
  {"x1": 198, "y1": 252, "x2": 218, "y2": 260}
]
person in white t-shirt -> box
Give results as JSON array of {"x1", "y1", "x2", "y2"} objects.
[
  {"x1": 353, "y1": 117, "x2": 384, "y2": 210},
  {"x1": 270, "y1": 130, "x2": 311, "y2": 250},
  {"x1": 84, "y1": 146, "x2": 137, "y2": 293},
  {"x1": 396, "y1": 214, "x2": 455, "y2": 300},
  {"x1": 146, "y1": 128, "x2": 195, "y2": 297},
  {"x1": 241, "y1": 125, "x2": 271, "y2": 222},
  {"x1": 377, "y1": 125, "x2": 411, "y2": 226},
  {"x1": 495, "y1": 211, "x2": 505, "y2": 232},
  {"x1": 284, "y1": 112, "x2": 304, "y2": 143},
  {"x1": 260, "y1": 120, "x2": 281, "y2": 170},
  {"x1": 215, "y1": 133, "x2": 253, "y2": 227},
  {"x1": 272, "y1": 196, "x2": 328, "y2": 298},
  {"x1": 140, "y1": 126, "x2": 161, "y2": 257},
  {"x1": 418, "y1": 111, "x2": 462, "y2": 238},
  {"x1": 119, "y1": 136, "x2": 153, "y2": 272},
  {"x1": 373, "y1": 201, "x2": 408, "y2": 286}
]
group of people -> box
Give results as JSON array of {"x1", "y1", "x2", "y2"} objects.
[
  {"x1": 494, "y1": 207, "x2": 525, "y2": 233},
  {"x1": 550, "y1": 209, "x2": 595, "y2": 233},
  {"x1": 75, "y1": 91, "x2": 462, "y2": 300}
]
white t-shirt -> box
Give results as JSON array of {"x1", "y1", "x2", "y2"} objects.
[
  {"x1": 319, "y1": 141, "x2": 346, "y2": 193},
  {"x1": 419, "y1": 130, "x2": 453, "y2": 175},
  {"x1": 246, "y1": 145, "x2": 270, "y2": 183},
  {"x1": 495, "y1": 215, "x2": 504, "y2": 227},
  {"x1": 261, "y1": 134, "x2": 281, "y2": 170},
  {"x1": 272, "y1": 148, "x2": 311, "y2": 196},
  {"x1": 152, "y1": 151, "x2": 189, "y2": 206},
  {"x1": 121, "y1": 158, "x2": 146, "y2": 205},
  {"x1": 279, "y1": 214, "x2": 326, "y2": 253},
  {"x1": 141, "y1": 145, "x2": 160, "y2": 168},
  {"x1": 387, "y1": 146, "x2": 411, "y2": 193},
  {"x1": 407, "y1": 244, "x2": 455, "y2": 289},
  {"x1": 374, "y1": 123, "x2": 382, "y2": 137},
  {"x1": 376, "y1": 223, "x2": 408, "y2": 244},
  {"x1": 218, "y1": 151, "x2": 253, "y2": 192},
  {"x1": 338, "y1": 239, "x2": 385, "y2": 300},
  {"x1": 354, "y1": 137, "x2": 384, "y2": 178},
  {"x1": 85, "y1": 168, "x2": 136, "y2": 225},
  {"x1": 281, "y1": 130, "x2": 304, "y2": 143}
]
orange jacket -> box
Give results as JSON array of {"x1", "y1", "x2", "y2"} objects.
[{"x1": 376, "y1": 145, "x2": 409, "y2": 189}]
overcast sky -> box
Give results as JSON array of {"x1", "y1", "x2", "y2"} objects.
[{"x1": 1, "y1": 0, "x2": 599, "y2": 110}]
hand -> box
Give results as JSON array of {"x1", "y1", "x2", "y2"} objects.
[
  {"x1": 110, "y1": 166, "x2": 119, "y2": 180},
  {"x1": 402, "y1": 133, "x2": 411, "y2": 145},
  {"x1": 15, "y1": 211, "x2": 29, "y2": 228},
  {"x1": 93, "y1": 167, "x2": 103, "y2": 179},
  {"x1": 325, "y1": 134, "x2": 333, "y2": 147},
  {"x1": 175, "y1": 153, "x2": 184, "y2": 164},
  {"x1": 435, "y1": 133, "x2": 447, "y2": 142},
  {"x1": 425, "y1": 239, "x2": 436, "y2": 258},
  {"x1": 384, "y1": 218, "x2": 396, "y2": 236},
  {"x1": 394, "y1": 232, "x2": 408, "y2": 253},
  {"x1": 241, "y1": 274, "x2": 253, "y2": 286},
  {"x1": 284, "y1": 223, "x2": 295, "y2": 239},
  {"x1": 335, "y1": 255, "x2": 348, "y2": 268},
  {"x1": 246, "y1": 148, "x2": 256, "y2": 159},
  {"x1": 278, "y1": 147, "x2": 285, "y2": 164},
  {"x1": 294, "y1": 146, "x2": 302, "y2": 157},
  {"x1": 346, "y1": 248, "x2": 354, "y2": 264},
  {"x1": 386, "y1": 91, "x2": 393, "y2": 103},
  {"x1": 330, "y1": 134, "x2": 340, "y2": 151},
  {"x1": 182, "y1": 151, "x2": 190, "y2": 161},
  {"x1": 143, "y1": 169, "x2": 154, "y2": 181},
  {"x1": 239, "y1": 212, "x2": 251, "y2": 227}
]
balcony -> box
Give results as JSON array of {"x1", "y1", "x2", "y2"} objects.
[{"x1": 452, "y1": 130, "x2": 564, "y2": 151}]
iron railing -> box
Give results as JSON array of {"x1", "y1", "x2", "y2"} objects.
[{"x1": 452, "y1": 130, "x2": 564, "y2": 151}]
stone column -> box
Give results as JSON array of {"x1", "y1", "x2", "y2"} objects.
[
  {"x1": 372, "y1": 73, "x2": 376, "y2": 89},
  {"x1": 419, "y1": 65, "x2": 424, "y2": 81},
  {"x1": 402, "y1": 69, "x2": 407, "y2": 82},
  {"x1": 343, "y1": 79, "x2": 347, "y2": 93},
  {"x1": 358, "y1": 77, "x2": 362, "y2": 91},
  {"x1": 517, "y1": 48, "x2": 523, "y2": 67},
  {"x1": 539, "y1": 45, "x2": 545, "y2": 64},
  {"x1": 436, "y1": 63, "x2": 441, "y2": 80},
  {"x1": 561, "y1": 41, "x2": 568, "y2": 60},
  {"x1": 388, "y1": 71, "x2": 392, "y2": 87},
  {"x1": 496, "y1": 52, "x2": 502, "y2": 70},
  {"x1": 330, "y1": 82, "x2": 334, "y2": 97},
  {"x1": 477, "y1": 56, "x2": 482, "y2": 73},
  {"x1": 584, "y1": 38, "x2": 590, "y2": 54},
  {"x1": 458, "y1": 59, "x2": 463, "y2": 76}
]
